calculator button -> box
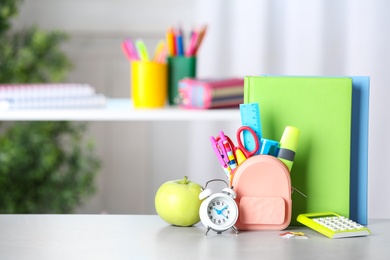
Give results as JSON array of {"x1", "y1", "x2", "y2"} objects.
[{"x1": 297, "y1": 213, "x2": 371, "y2": 239}]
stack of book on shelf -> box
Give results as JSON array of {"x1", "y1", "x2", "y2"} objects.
[{"x1": 0, "y1": 83, "x2": 107, "y2": 110}]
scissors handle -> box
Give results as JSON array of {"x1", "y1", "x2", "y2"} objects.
[{"x1": 236, "y1": 126, "x2": 260, "y2": 158}]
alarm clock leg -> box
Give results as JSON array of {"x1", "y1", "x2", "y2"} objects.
[
  {"x1": 231, "y1": 226, "x2": 239, "y2": 234},
  {"x1": 205, "y1": 227, "x2": 212, "y2": 235}
]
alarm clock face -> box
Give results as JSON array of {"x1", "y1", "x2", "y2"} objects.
[
  {"x1": 200, "y1": 194, "x2": 238, "y2": 231},
  {"x1": 207, "y1": 197, "x2": 233, "y2": 225}
]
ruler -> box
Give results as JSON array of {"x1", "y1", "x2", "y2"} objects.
[{"x1": 239, "y1": 103, "x2": 262, "y2": 154}]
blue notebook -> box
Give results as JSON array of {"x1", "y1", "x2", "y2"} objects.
[{"x1": 349, "y1": 76, "x2": 370, "y2": 225}]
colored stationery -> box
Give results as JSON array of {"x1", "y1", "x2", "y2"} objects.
[
  {"x1": 277, "y1": 126, "x2": 300, "y2": 172},
  {"x1": 122, "y1": 38, "x2": 139, "y2": 61},
  {"x1": 210, "y1": 136, "x2": 231, "y2": 177},
  {"x1": 185, "y1": 30, "x2": 198, "y2": 56},
  {"x1": 219, "y1": 131, "x2": 238, "y2": 172},
  {"x1": 135, "y1": 39, "x2": 149, "y2": 61},
  {"x1": 166, "y1": 25, "x2": 207, "y2": 57},
  {"x1": 175, "y1": 28, "x2": 184, "y2": 56},
  {"x1": 166, "y1": 27, "x2": 176, "y2": 56},
  {"x1": 122, "y1": 38, "x2": 166, "y2": 64},
  {"x1": 192, "y1": 25, "x2": 207, "y2": 56},
  {"x1": 239, "y1": 103, "x2": 262, "y2": 155},
  {"x1": 244, "y1": 76, "x2": 353, "y2": 225}
]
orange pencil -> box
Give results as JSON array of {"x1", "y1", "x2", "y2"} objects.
[{"x1": 166, "y1": 27, "x2": 176, "y2": 56}]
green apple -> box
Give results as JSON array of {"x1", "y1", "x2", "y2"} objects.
[{"x1": 155, "y1": 176, "x2": 203, "y2": 227}]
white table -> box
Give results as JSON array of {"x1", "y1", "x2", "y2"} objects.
[{"x1": 0, "y1": 215, "x2": 389, "y2": 260}]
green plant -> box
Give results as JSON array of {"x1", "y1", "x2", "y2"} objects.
[
  {"x1": 0, "y1": 0, "x2": 100, "y2": 213},
  {"x1": 0, "y1": 0, "x2": 72, "y2": 83},
  {"x1": 0, "y1": 122, "x2": 100, "y2": 213},
  {"x1": 0, "y1": 0, "x2": 20, "y2": 34},
  {"x1": 0, "y1": 26, "x2": 72, "y2": 83}
]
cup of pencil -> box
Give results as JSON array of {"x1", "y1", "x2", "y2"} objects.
[
  {"x1": 166, "y1": 25, "x2": 207, "y2": 105},
  {"x1": 122, "y1": 38, "x2": 168, "y2": 108}
]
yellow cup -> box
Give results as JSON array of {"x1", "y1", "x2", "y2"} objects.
[{"x1": 131, "y1": 61, "x2": 167, "y2": 108}]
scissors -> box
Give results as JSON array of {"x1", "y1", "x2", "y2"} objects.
[
  {"x1": 234, "y1": 126, "x2": 260, "y2": 164},
  {"x1": 216, "y1": 126, "x2": 260, "y2": 166}
]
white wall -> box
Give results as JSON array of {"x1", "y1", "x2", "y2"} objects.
[{"x1": 13, "y1": 0, "x2": 390, "y2": 219}]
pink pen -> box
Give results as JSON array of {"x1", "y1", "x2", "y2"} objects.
[
  {"x1": 121, "y1": 42, "x2": 133, "y2": 61},
  {"x1": 219, "y1": 131, "x2": 237, "y2": 171},
  {"x1": 210, "y1": 136, "x2": 231, "y2": 176},
  {"x1": 124, "y1": 38, "x2": 139, "y2": 60},
  {"x1": 185, "y1": 30, "x2": 198, "y2": 56},
  {"x1": 218, "y1": 139, "x2": 234, "y2": 186}
]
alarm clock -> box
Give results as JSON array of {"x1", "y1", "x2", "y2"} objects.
[{"x1": 199, "y1": 179, "x2": 239, "y2": 235}]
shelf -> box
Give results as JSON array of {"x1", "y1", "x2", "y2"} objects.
[{"x1": 0, "y1": 99, "x2": 241, "y2": 121}]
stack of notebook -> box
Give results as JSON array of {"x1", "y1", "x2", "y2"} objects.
[
  {"x1": 244, "y1": 75, "x2": 369, "y2": 225},
  {"x1": 0, "y1": 83, "x2": 106, "y2": 110}
]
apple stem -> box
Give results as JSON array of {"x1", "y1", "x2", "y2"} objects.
[{"x1": 183, "y1": 176, "x2": 188, "y2": 184}]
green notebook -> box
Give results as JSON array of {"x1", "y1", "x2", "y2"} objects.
[{"x1": 244, "y1": 76, "x2": 352, "y2": 225}]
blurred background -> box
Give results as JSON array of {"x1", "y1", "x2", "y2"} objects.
[{"x1": 8, "y1": 0, "x2": 390, "y2": 219}]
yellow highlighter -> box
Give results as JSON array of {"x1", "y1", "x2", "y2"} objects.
[
  {"x1": 277, "y1": 126, "x2": 300, "y2": 172},
  {"x1": 153, "y1": 40, "x2": 166, "y2": 63}
]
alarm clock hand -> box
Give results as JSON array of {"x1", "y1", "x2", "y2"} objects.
[
  {"x1": 220, "y1": 205, "x2": 229, "y2": 218},
  {"x1": 220, "y1": 205, "x2": 228, "y2": 213},
  {"x1": 213, "y1": 207, "x2": 221, "y2": 214},
  {"x1": 214, "y1": 205, "x2": 228, "y2": 215}
]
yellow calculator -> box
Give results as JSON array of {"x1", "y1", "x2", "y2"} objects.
[{"x1": 297, "y1": 212, "x2": 370, "y2": 239}]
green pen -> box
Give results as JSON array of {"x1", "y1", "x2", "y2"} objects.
[{"x1": 135, "y1": 39, "x2": 149, "y2": 61}]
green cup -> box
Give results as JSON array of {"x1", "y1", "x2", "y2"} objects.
[{"x1": 167, "y1": 56, "x2": 196, "y2": 105}]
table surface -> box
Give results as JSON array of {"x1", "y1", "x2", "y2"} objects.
[{"x1": 0, "y1": 215, "x2": 389, "y2": 260}]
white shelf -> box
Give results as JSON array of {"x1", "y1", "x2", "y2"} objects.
[{"x1": 0, "y1": 99, "x2": 241, "y2": 121}]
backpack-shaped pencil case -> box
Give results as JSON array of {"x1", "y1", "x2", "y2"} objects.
[{"x1": 232, "y1": 155, "x2": 292, "y2": 231}]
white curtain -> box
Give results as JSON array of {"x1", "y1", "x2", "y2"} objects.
[{"x1": 194, "y1": 0, "x2": 390, "y2": 219}]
